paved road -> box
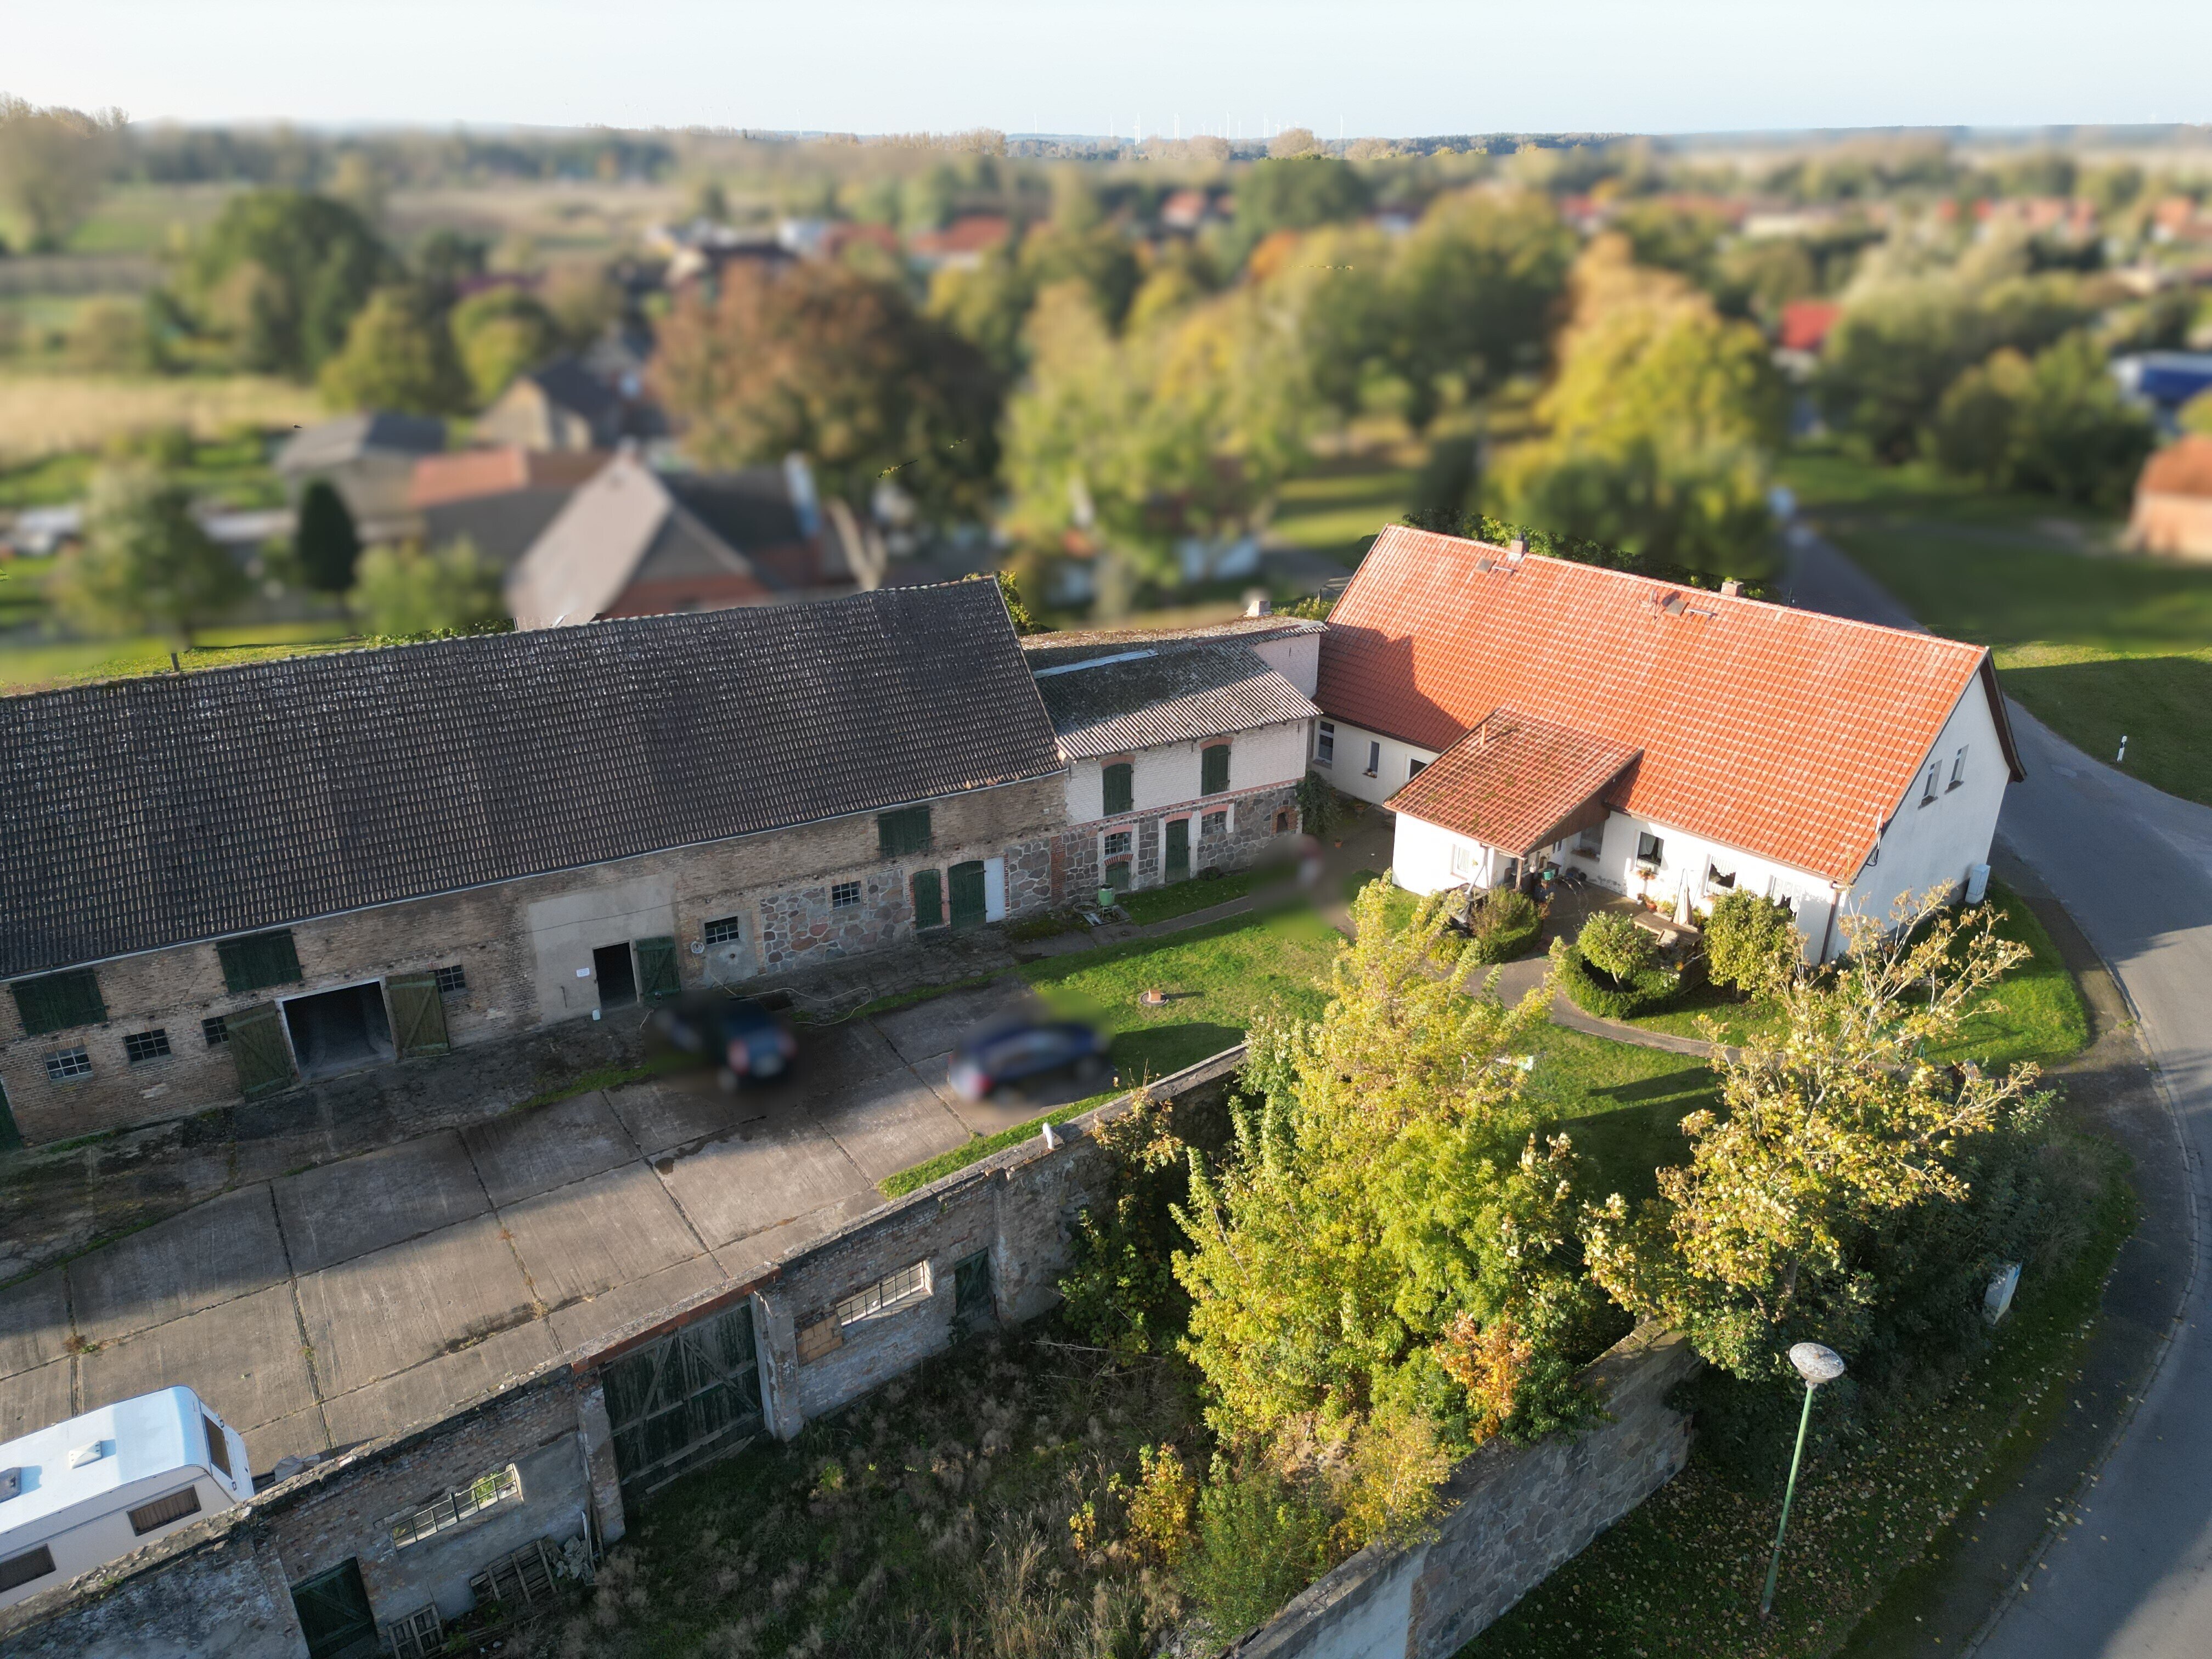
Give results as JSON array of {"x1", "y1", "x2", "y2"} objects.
[
  {"x1": 0, "y1": 984, "x2": 1052, "y2": 1475},
  {"x1": 1793, "y1": 531, "x2": 2212, "y2": 1657}
]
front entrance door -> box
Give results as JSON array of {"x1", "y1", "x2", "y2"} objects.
[
  {"x1": 291, "y1": 1559, "x2": 378, "y2": 1659},
  {"x1": 1164, "y1": 817, "x2": 1190, "y2": 882},
  {"x1": 602, "y1": 1299, "x2": 763, "y2": 1508},
  {"x1": 593, "y1": 943, "x2": 637, "y2": 1008},
  {"x1": 948, "y1": 860, "x2": 988, "y2": 929}
]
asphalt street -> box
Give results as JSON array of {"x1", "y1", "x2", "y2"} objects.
[{"x1": 1791, "y1": 529, "x2": 2212, "y2": 1657}]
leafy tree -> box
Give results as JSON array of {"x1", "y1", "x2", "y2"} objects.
[
  {"x1": 67, "y1": 298, "x2": 152, "y2": 373},
  {"x1": 51, "y1": 462, "x2": 245, "y2": 644},
  {"x1": 1268, "y1": 127, "x2": 1321, "y2": 159},
  {"x1": 1585, "y1": 891, "x2": 2049, "y2": 1382},
  {"x1": 1234, "y1": 157, "x2": 1371, "y2": 242},
  {"x1": 349, "y1": 537, "x2": 506, "y2": 637},
  {"x1": 1929, "y1": 332, "x2": 2155, "y2": 507},
  {"x1": 1172, "y1": 879, "x2": 1601, "y2": 1459},
  {"x1": 651, "y1": 261, "x2": 1000, "y2": 518},
  {"x1": 2181, "y1": 389, "x2": 2212, "y2": 438},
  {"x1": 0, "y1": 97, "x2": 123, "y2": 251},
  {"x1": 412, "y1": 228, "x2": 489, "y2": 294},
  {"x1": 1019, "y1": 220, "x2": 1143, "y2": 331},
  {"x1": 1713, "y1": 237, "x2": 1820, "y2": 320},
  {"x1": 541, "y1": 261, "x2": 624, "y2": 349},
  {"x1": 449, "y1": 288, "x2": 561, "y2": 405},
  {"x1": 317, "y1": 285, "x2": 470, "y2": 415},
  {"x1": 1576, "y1": 910, "x2": 1657, "y2": 980},
  {"x1": 1386, "y1": 190, "x2": 1575, "y2": 421},
  {"x1": 1702, "y1": 889, "x2": 1802, "y2": 994},
  {"x1": 294, "y1": 479, "x2": 362, "y2": 593},
  {"x1": 926, "y1": 241, "x2": 1035, "y2": 380},
  {"x1": 177, "y1": 190, "x2": 393, "y2": 378}
]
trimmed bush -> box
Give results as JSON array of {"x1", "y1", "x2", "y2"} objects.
[
  {"x1": 1551, "y1": 936, "x2": 1684, "y2": 1019},
  {"x1": 1703, "y1": 887, "x2": 1802, "y2": 991},
  {"x1": 1577, "y1": 910, "x2": 1658, "y2": 979},
  {"x1": 1463, "y1": 888, "x2": 1543, "y2": 964}
]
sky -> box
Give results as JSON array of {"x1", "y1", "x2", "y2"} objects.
[{"x1": 5, "y1": 0, "x2": 2211, "y2": 139}]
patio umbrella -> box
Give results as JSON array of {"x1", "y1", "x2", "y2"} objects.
[{"x1": 1674, "y1": 881, "x2": 1697, "y2": 926}]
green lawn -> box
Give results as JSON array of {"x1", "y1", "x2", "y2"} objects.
[
  {"x1": 1114, "y1": 864, "x2": 1284, "y2": 926},
  {"x1": 1269, "y1": 452, "x2": 1418, "y2": 565},
  {"x1": 1780, "y1": 444, "x2": 2212, "y2": 805},
  {"x1": 1525, "y1": 1023, "x2": 1717, "y2": 1207},
  {"x1": 1626, "y1": 880, "x2": 2090, "y2": 1073},
  {"x1": 0, "y1": 623, "x2": 362, "y2": 692}
]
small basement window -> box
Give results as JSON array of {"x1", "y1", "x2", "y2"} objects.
[
  {"x1": 433, "y1": 964, "x2": 467, "y2": 995},
  {"x1": 703, "y1": 915, "x2": 743, "y2": 946},
  {"x1": 831, "y1": 881, "x2": 862, "y2": 909},
  {"x1": 127, "y1": 1486, "x2": 202, "y2": 1536},
  {"x1": 1315, "y1": 721, "x2": 1335, "y2": 766},
  {"x1": 1201, "y1": 810, "x2": 1228, "y2": 840},
  {"x1": 877, "y1": 805, "x2": 934, "y2": 858},
  {"x1": 837, "y1": 1260, "x2": 932, "y2": 1327},
  {"x1": 44, "y1": 1046, "x2": 91, "y2": 1083},
  {"x1": 1635, "y1": 832, "x2": 1664, "y2": 866},
  {"x1": 124, "y1": 1029, "x2": 172, "y2": 1065},
  {"x1": 201, "y1": 1014, "x2": 229, "y2": 1047},
  {"x1": 392, "y1": 1464, "x2": 523, "y2": 1549},
  {"x1": 10, "y1": 968, "x2": 107, "y2": 1037}
]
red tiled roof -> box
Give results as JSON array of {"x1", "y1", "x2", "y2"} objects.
[
  {"x1": 1779, "y1": 300, "x2": 1842, "y2": 353},
  {"x1": 409, "y1": 447, "x2": 610, "y2": 510},
  {"x1": 1317, "y1": 527, "x2": 2020, "y2": 883},
  {"x1": 2139, "y1": 435, "x2": 2212, "y2": 500},
  {"x1": 1386, "y1": 709, "x2": 1641, "y2": 857},
  {"x1": 909, "y1": 215, "x2": 1012, "y2": 257}
]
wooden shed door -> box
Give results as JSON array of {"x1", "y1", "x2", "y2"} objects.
[
  {"x1": 948, "y1": 860, "x2": 988, "y2": 929},
  {"x1": 1164, "y1": 817, "x2": 1190, "y2": 882},
  {"x1": 635, "y1": 935, "x2": 683, "y2": 1002},
  {"x1": 912, "y1": 868, "x2": 944, "y2": 929},
  {"x1": 385, "y1": 974, "x2": 450, "y2": 1059},
  {"x1": 227, "y1": 1003, "x2": 296, "y2": 1098},
  {"x1": 602, "y1": 1300, "x2": 763, "y2": 1507},
  {"x1": 292, "y1": 1559, "x2": 378, "y2": 1659}
]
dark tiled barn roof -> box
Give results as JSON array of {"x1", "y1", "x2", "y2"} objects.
[
  {"x1": 0, "y1": 582, "x2": 1059, "y2": 978},
  {"x1": 1024, "y1": 639, "x2": 1319, "y2": 760}
]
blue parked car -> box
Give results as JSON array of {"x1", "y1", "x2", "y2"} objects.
[
  {"x1": 651, "y1": 995, "x2": 797, "y2": 1090},
  {"x1": 948, "y1": 1019, "x2": 1108, "y2": 1101}
]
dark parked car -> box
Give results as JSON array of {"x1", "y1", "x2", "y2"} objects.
[
  {"x1": 947, "y1": 1019, "x2": 1108, "y2": 1101},
  {"x1": 651, "y1": 995, "x2": 797, "y2": 1090}
]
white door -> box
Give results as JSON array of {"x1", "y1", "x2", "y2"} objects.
[{"x1": 983, "y1": 857, "x2": 1007, "y2": 922}]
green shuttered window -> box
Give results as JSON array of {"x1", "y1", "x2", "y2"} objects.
[
  {"x1": 877, "y1": 805, "x2": 934, "y2": 857},
  {"x1": 217, "y1": 930, "x2": 302, "y2": 995},
  {"x1": 10, "y1": 969, "x2": 106, "y2": 1036},
  {"x1": 1102, "y1": 761, "x2": 1133, "y2": 817},
  {"x1": 1200, "y1": 744, "x2": 1231, "y2": 795}
]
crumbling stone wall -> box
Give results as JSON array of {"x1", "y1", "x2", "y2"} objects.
[{"x1": 0, "y1": 1520, "x2": 303, "y2": 1659}]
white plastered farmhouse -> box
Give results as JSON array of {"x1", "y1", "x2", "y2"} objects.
[{"x1": 1313, "y1": 527, "x2": 2023, "y2": 960}]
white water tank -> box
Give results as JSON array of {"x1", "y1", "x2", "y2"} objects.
[{"x1": 1965, "y1": 862, "x2": 1991, "y2": 905}]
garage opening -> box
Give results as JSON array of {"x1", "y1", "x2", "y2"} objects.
[
  {"x1": 281, "y1": 983, "x2": 393, "y2": 1079},
  {"x1": 593, "y1": 943, "x2": 637, "y2": 1008}
]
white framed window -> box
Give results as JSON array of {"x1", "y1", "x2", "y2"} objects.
[
  {"x1": 1706, "y1": 862, "x2": 1738, "y2": 891},
  {"x1": 1200, "y1": 809, "x2": 1228, "y2": 840},
  {"x1": 1103, "y1": 828, "x2": 1132, "y2": 857},
  {"x1": 1635, "y1": 832, "x2": 1664, "y2": 867},
  {"x1": 1949, "y1": 746, "x2": 1968, "y2": 789},
  {"x1": 1364, "y1": 740, "x2": 1380, "y2": 777},
  {"x1": 703, "y1": 915, "x2": 743, "y2": 946},
  {"x1": 837, "y1": 1260, "x2": 932, "y2": 1328},
  {"x1": 1449, "y1": 841, "x2": 1475, "y2": 878},
  {"x1": 1576, "y1": 823, "x2": 1605, "y2": 856},
  {"x1": 392, "y1": 1464, "x2": 523, "y2": 1549},
  {"x1": 1315, "y1": 721, "x2": 1335, "y2": 766}
]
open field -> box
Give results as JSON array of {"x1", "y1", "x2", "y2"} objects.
[
  {"x1": 1781, "y1": 445, "x2": 2212, "y2": 806},
  {"x1": 0, "y1": 623, "x2": 362, "y2": 693},
  {"x1": 0, "y1": 371, "x2": 321, "y2": 462}
]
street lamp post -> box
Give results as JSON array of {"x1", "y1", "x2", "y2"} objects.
[{"x1": 1760, "y1": 1341, "x2": 1847, "y2": 1620}]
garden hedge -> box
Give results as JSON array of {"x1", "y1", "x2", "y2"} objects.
[{"x1": 1550, "y1": 937, "x2": 1687, "y2": 1018}]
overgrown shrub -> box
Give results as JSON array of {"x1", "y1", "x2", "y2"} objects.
[
  {"x1": 1463, "y1": 888, "x2": 1542, "y2": 964},
  {"x1": 1577, "y1": 910, "x2": 1657, "y2": 979},
  {"x1": 1182, "y1": 1453, "x2": 1337, "y2": 1644},
  {"x1": 1550, "y1": 936, "x2": 1683, "y2": 1019},
  {"x1": 1702, "y1": 888, "x2": 1802, "y2": 994}
]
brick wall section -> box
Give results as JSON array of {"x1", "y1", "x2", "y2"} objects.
[
  {"x1": 1, "y1": 774, "x2": 1065, "y2": 1144},
  {"x1": 1227, "y1": 1326, "x2": 1703, "y2": 1659},
  {"x1": 0, "y1": 1523, "x2": 304, "y2": 1659}
]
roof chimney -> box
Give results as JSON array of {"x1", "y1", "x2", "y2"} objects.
[
  {"x1": 1506, "y1": 537, "x2": 1526, "y2": 562},
  {"x1": 1244, "y1": 590, "x2": 1272, "y2": 617},
  {"x1": 1720, "y1": 578, "x2": 1741, "y2": 597}
]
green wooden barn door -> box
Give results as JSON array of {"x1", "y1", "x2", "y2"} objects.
[
  {"x1": 602, "y1": 1299, "x2": 763, "y2": 1506},
  {"x1": 948, "y1": 861, "x2": 987, "y2": 929},
  {"x1": 634, "y1": 935, "x2": 683, "y2": 1002},
  {"x1": 227, "y1": 1003, "x2": 295, "y2": 1098},
  {"x1": 385, "y1": 973, "x2": 450, "y2": 1058},
  {"x1": 291, "y1": 1559, "x2": 379, "y2": 1659},
  {"x1": 1164, "y1": 817, "x2": 1190, "y2": 882},
  {"x1": 911, "y1": 868, "x2": 944, "y2": 929}
]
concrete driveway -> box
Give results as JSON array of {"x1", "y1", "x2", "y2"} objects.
[
  {"x1": 1793, "y1": 531, "x2": 2212, "y2": 1657},
  {"x1": 0, "y1": 981, "x2": 1048, "y2": 1474}
]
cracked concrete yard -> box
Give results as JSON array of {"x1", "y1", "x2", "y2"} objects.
[{"x1": 0, "y1": 982, "x2": 1052, "y2": 1475}]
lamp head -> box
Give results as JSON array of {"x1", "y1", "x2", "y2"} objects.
[{"x1": 1788, "y1": 1342, "x2": 1846, "y2": 1387}]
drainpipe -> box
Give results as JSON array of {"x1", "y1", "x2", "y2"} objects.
[{"x1": 1818, "y1": 884, "x2": 1844, "y2": 962}]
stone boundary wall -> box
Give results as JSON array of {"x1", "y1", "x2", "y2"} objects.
[{"x1": 1229, "y1": 1325, "x2": 1702, "y2": 1659}]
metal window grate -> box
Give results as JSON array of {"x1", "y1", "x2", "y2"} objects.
[
  {"x1": 124, "y1": 1029, "x2": 172, "y2": 1065},
  {"x1": 128, "y1": 1485, "x2": 202, "y2": 1536},
  {"x1": 433, "y1": 964, "x2": 467, "y2": 995},
  {"x1": 0, "y1": 1545, "x2": 55, "y2": 1593},
  {"x1": 703, "y1": 915, "x2": 743, "y2": 945},
  {"x1": 44, "y1": 1047, "x2": 91, "y2": 1082},
  {"x1": 201, "y1": 1014, "x2": 229, "y2": 1047},
  {"x1": 831, "y1": 881, "x2": 861, "y2": 909},
  {"x1": 837, "y1": 1260, "x2": 931, "y2": 1328},
  {"x1": 392, "y1": 1464, "x2": 521, "y2": 1549},
  {"x1": 385, "y1": 1604, "x2": 445, "y2": 1659}
]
